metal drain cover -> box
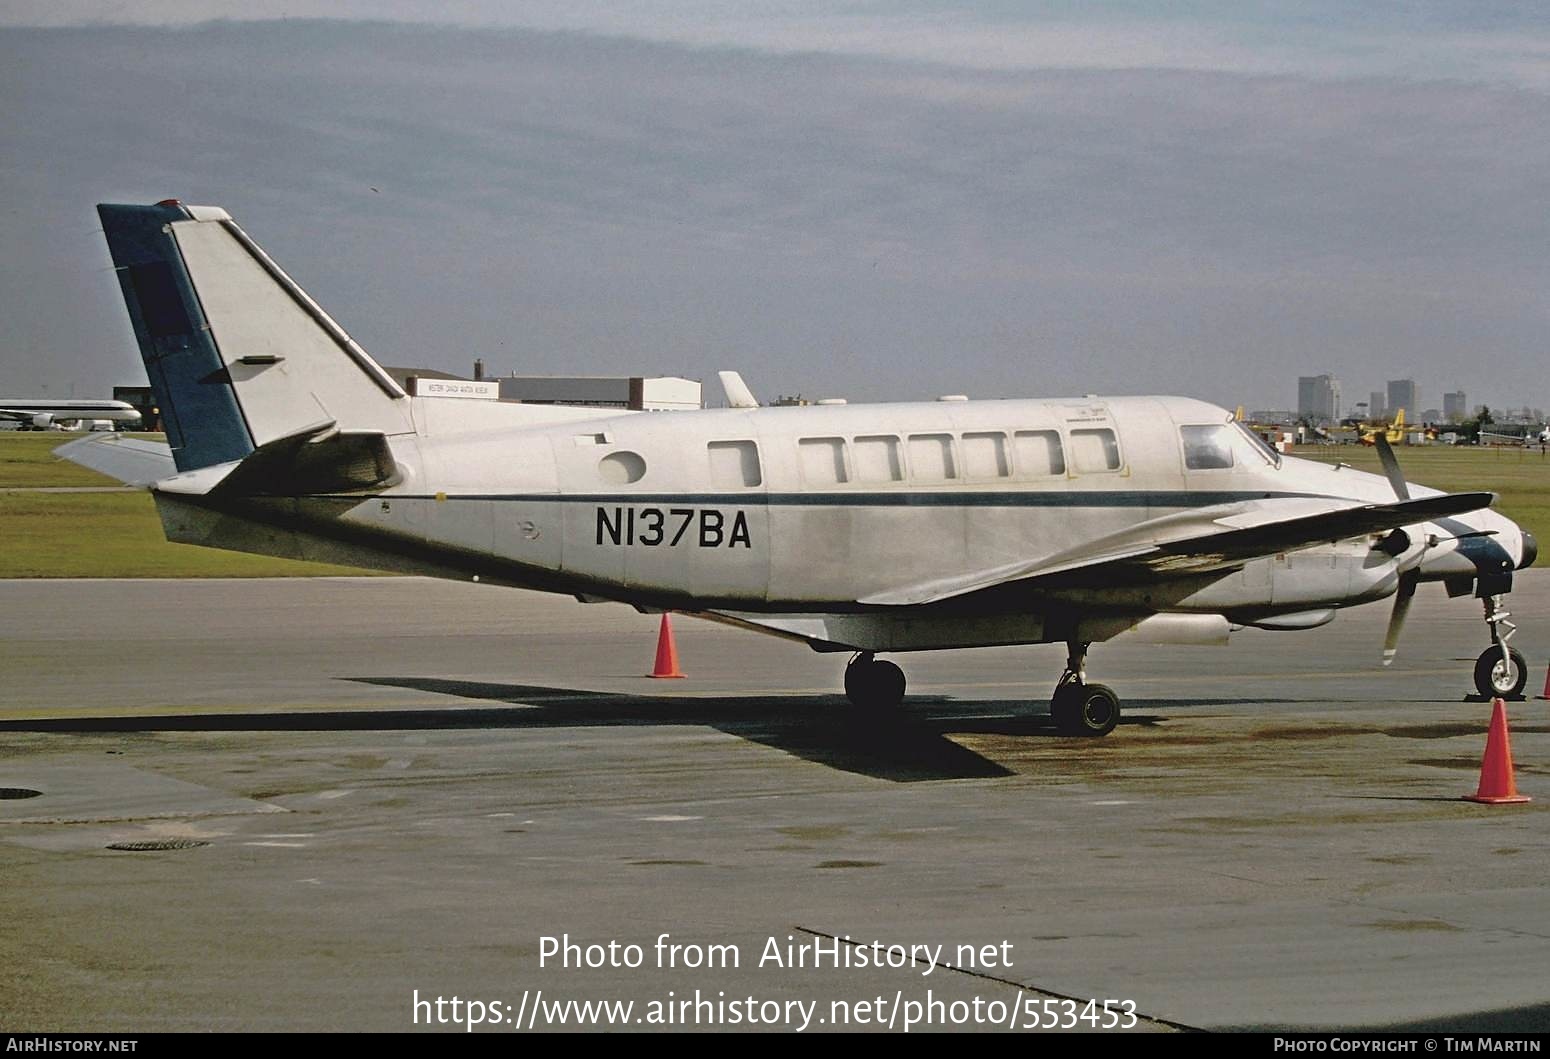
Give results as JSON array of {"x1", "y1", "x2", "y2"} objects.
[
  {"x1": 106, "y1": 839, "x2": 210, "y2": 852},
  {"x1": 0, "y1": 788, "x2": 42, "y2": 800}
]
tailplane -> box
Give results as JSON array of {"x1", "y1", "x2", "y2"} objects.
[
  {"x1": 54, "y1": 434, "x2": 175, "y2": 487},
  {"x1": 97, "y1": 201, "x2": 413, "y2": 474}
]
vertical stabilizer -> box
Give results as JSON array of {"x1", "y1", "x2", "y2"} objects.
[{"x1": 98, "y1": 201, "x2": 413, "y2": 473}]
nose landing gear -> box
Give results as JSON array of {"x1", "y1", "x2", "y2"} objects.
[{"x1": 1474, "y1": 594, "x2": 1527, "y2": 698}]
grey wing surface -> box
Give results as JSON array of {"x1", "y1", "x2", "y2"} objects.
[{"x1": 861, "y1": 492, "x2": 1497, "y2": 607}]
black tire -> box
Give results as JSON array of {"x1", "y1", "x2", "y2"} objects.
[
  {"x1": 842, "y1": 658, "x2": 868, "y2": 704},
  {"x1": 1474, "y1": 646, "x2": 1528, "y2": 698},
  {"x1": 844, "y1": 658, "x2": 906, "y2": 709},
  {"x1": 1049, "y1": 681, "x2": 1081, "y2": 731},
  {"x1": 1053, "y1": 682, "x2": 1121, "y2": 737}
]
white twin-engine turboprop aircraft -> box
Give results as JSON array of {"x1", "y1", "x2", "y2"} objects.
[{"x1": 61, "y1": 201, "x2": 1537, "y2": 736}]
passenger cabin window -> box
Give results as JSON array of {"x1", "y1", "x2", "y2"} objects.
[
  {"x1": 1013, "y1": 430, "x2": 1065, "y2": 476},
  {"x1": 908, "y1": 434, "x2": 957, "y2": 481},
  {"x1": 961, "y1": 432, "x2": 1011, "y2": 478},
  {"x1": 598, "y1": 451, "x2": 647, "y2": 484},
  {"x1": 798, "y1": 437, "x2": 849, "y2": 485},
  {"x1": 708, "y1": 440, "x2": 762, "y2": 488},
  {"x1": 1069, "y1": 428, "x2": 1121, "y2": 473},
  {"x1": 852, "y1": 435, "x2": 904, "y2": 482},
  {"x1": 1180, "y1": 424, "x2": 1234, "y2": 470}
]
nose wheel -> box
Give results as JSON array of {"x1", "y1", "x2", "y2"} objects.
[
  {"x1": 1049, "y1": 640, "x2": 1121, "y2": 737},
  {"x1": 1474, "y1": 595, "x2": 1529, "y2": 699},
  {"x1": 1474, "y1": 646, "x2": 1528, "y2": 699}
]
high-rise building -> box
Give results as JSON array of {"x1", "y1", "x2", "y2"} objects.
[
  {"x1": 1368, "y1": 391, "x2": 1386, "y2": 421},
  {"x1": 1387, "y1": 379, "x2": 1418, "y2": 419},
  {"x1": 1443, "y1": 391, "x2": 1467, "y2": 422},
  {"x1": 1297, "y1": 374, "x2": 1341, "y2": 422}
]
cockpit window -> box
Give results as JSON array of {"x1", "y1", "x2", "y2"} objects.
[
  {"x1": 1181, "y1": 424, "x2": 1234, "y2": 470},
  {"x1": 1231, "y1": 419, "x2": 1282, "y2": 468}
]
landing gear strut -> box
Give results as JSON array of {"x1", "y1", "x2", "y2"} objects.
[
  {"x1": 844, "y1": 652, "x2": 906, "y2": 710},
  {"x1": 1474, "y1": 594, "x2": 1527, "y2": 698},
  {"x1": 1049, "y1": 640, "x2": 1121, "y2": 737}
]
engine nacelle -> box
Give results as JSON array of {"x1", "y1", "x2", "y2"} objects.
[
  {"x1": 1232, "y1": 608, "x2": 1338, "y2": 631},
  {"x1": 30, "y1": 413, "x2": 53, "y2": 430},
  {"x1": 1108, "y1": 613, "x2": 1232, "y2": 646}
]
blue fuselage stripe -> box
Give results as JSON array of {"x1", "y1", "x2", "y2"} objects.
[{"x1": 336, "y1": 489, "x2": 1337, "y2": 508}]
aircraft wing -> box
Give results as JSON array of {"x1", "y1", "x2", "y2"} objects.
[
  {"x1": 0, "y1": 408, "x2": 41, "y2": 422},
  {"x1": 861, "y1": 491, "x2": 1497, "y2": 606},
  {"x1": 53, "y1": 434, "x2": 176, "y2": 487}
]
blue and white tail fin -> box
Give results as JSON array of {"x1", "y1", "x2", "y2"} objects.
[{"x1": 97, "y1": 201, "x2": 414, "y2": 474}]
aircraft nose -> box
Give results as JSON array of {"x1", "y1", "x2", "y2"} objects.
[{"x1": 1521, "y1": 531, "x2": 1538, "y2": 570}]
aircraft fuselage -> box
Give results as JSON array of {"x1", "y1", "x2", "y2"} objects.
[{"x1": 149, "y1": 392, "x2": 1527, "y2": 652}]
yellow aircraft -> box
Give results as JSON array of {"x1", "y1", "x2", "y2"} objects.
[{"x1": 1359, "y1": 408, "x2": 1406, "y2": 446}]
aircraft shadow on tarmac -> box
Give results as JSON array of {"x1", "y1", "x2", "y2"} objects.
[
  {"x1": 1375, "y1": 999, "x2": 1550, "y2": 1033},
  {"x1": 1226, "y1": 998, "x2": 1550, "y2": 1033},
  {"x1": 0, "y1": 678, "x2": 1303, "y2": 783},
  {"x1": 343, "y1": 679, "x2": 1297, "y2": 783}
]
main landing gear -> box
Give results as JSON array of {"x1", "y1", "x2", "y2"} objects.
[
  {"x1": 1474, "y1": 594, "x2": 1528, "y2": 698},
  {"x1": 1049, "y1": 640, "x2": 1121, "y2": 737},
  {"x1": 843, "y1": 652, "x2": 907, "y2": 710},
  {"x1": 842, "y1": 643, "x2": 1123, "y2": 735}
]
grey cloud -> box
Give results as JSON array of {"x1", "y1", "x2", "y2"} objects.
[{"x1": 0, "y1": 21, "x2": 1545, "y2": 412}]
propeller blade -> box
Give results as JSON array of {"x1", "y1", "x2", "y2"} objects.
[
  {"x1": 1381, "y1": 569, "x2": 1419, "y2": 666},
  {"x1": 1373, "y1": 433, "x2": 1411, "y2": 501}
]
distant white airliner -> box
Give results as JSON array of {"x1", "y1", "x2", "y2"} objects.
[
  {"x1": 0, "y1": 398, "x2": 141, "y2": 431},
  {"x1": 57, "y1": 201, "x2": 1538, "y2": 736}
]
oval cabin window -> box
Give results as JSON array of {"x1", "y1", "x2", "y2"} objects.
[{"x1": 598, "y1": 451, "x2": 647, "y2": 484}]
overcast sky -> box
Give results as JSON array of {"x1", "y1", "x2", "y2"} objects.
[{"x1": 1, "y1": 4, "x2": 1546, "y2": 413}]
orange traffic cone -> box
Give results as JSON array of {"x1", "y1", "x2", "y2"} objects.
[
  {"x1": 1539, "y1": 662, "x2": 1550, "y2": 701},
  {"x1": 1464, "y1": 698, "x2": 1530, "y2": 804},
  {"x1": 648, "y1": 613, "x2": 685, "y2": 679}
]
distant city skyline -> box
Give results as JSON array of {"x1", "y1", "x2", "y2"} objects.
[{"x1": 1290, "y1": 371, "x2": 1541, "y2": 424}]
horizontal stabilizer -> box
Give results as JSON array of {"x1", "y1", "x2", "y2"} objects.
[
  {"x1": 53, "y1": 435, "x2": 175, "y2": 487},
  {"x1": 60, "y1": 422, "x2": 401, "y2": 498},
  {"x1": 209, "y1": 422, "x2": 401, "y2": 496}
]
